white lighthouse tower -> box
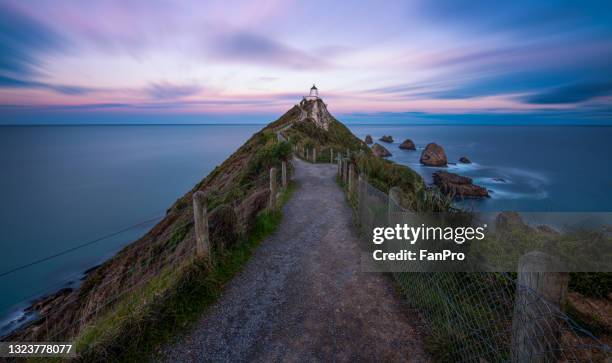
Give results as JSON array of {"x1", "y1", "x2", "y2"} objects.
[{"x1": 305, "y1": 84, "x2": 319, "y2": 100}]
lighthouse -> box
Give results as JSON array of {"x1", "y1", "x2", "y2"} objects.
[{"x1": 305, "y1": 84, "x2": 319, "y2": 100}]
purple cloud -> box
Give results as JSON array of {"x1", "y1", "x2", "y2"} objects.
[
  {"x1": 0, "y1": 75, "x2": 95, "y2": 95},
  {"x1": 209, "y1": 31, "x2": 326, "y2": 69},
  {"x1": 0, "y1": 3, "x2": 66, "y2": 78},
  {"x1": 144, "y1": 82, "x2": 202, "y2": 99}
]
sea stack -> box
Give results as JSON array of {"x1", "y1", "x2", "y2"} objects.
[
  {"x1": 365, "y1": 135, "x2": 373, "y2": 144},
  {"x1": 399, "y1": 139, "x2": 416, "y2": 150},
  {"x1": 379, "y1": 135, "x2": 393, "y2": 143},
  {"x1": 459, "y1": 156, "x2": 471, "y2": 164},
  {"x1": 432, "y1": 171, "x2": 489, "y2": 198},
  {"x1": 420, "y1": 143, "x2": 447, "y2": 166},
  {"x1": 371, "y1": 143, "x2": 392, "y2": 157}
]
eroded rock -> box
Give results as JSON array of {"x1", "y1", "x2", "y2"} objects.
[
  {"x1": 432, "y1": 171, "x2": 489, "y2": 198},
  {"x1": 420, "y1": 143, "x2": 447, "y2": 166},
  {"x1": 399, "y1": 139, "x2": 416, "y2": 150},
  {"x1": 371, "y1": 143, "x2": 392, "y2": 157}
]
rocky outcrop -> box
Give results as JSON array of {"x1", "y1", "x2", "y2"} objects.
[
  {"x1": 495, "y1": 211, "x2": 530, "y2": 232},
  {"x1": 371, "y1": 143, "x2": 392, "y2": 157},
  {"x1": 399, "y1": 139, "x2": 416, "y2": 150},
  {"x1": 299, "y1": 98, "x2": 332, "y2": 130},
  {"x1": 459, "y1": 156, "x2": 471, "y2": 164},
  {"x1": 25, "y1": 288, "x2": 73, "y2": 318},
  {"x1": 432, "y1": 171, "x2": 489, "y2": 198},
  {"x1": 420, "y1": 143, "x2": 447, "y2": 166},
  {"x1": 495, "y1": 212, "x2": 560, "y2": 237},
  {"x1": 365, "y1": 135, "x2": 373, "y2": 144},
  {"x1": 379, "y1": 135, "x2": 393, "y2": 143}
]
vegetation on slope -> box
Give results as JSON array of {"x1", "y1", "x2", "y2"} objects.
[
  {"x1": 73, "y1": 184, "x2": 296, "y2": 362},
  {"x1": 10, "y1": 108, "x2": 297, "y2": 356}
]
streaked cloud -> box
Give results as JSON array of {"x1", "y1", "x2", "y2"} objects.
[
  {"x1": 522, "y1": 82, "x2": 612, "y2": 104},
  {"x1": 0, "y1": 75, "x2": 95, "y2": 95},
  {"x1": 144, "y1": 82, "x2": 202, "y2": 99},
  {"x1": 207, "y1": 30, "x2": 327, "y2": 69},
  {"x1": 0, "y1": 0, "x2": 611, "y2": 123},
  {"x1": 0, "y1": 3, "x2": 65, "y2": 77}
]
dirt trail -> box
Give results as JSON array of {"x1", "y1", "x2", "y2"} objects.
[{"x1": 161, "y1": 158, "x2": 428, "y2": 362}]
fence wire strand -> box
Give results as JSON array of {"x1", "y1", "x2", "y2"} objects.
[
  {"x1": 2, "y1": 161, "x2": 289, "y2": 344},
  {"x1": 345, "y1": 165, "x2": 611, "y2": 362}
]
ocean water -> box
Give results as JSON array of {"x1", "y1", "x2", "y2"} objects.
[
  {"x1": 348, "y1": 125, "x2": 612, "y2": 212},
  {"x1": 0, "y1": 125, "x2": 261, "y2": 335},
  {"x1": 0, "y1": 124, "x2": 611, "y2": 334}
]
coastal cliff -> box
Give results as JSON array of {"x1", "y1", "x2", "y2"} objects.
[{"x1": 4, "y1": 98, "x2": 403, "y2": 355}]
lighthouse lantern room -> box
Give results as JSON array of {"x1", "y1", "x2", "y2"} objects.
[{"x1": 305, "y1": 84, "x2": 319, "y2": 100}]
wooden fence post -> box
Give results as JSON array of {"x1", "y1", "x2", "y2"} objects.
[
  {"x1": 192, "y1": 191, "x2": 211, "y2": 263},
  {"x1": 348, "y1": 163, "x2": 355, "y2": 197},
  {"x1": 281, "y1": 161, "x2": 287, "y2": 188},
  {"x1": 330, "y1": 149, "x2": 333, "y2": 164},
  {"x1": 312, "y1": 148, "x2": 317, "y2": 163},
  {"x1": 337, "y1": 154, "x2": 342, "y2": 175},
  {"x1": 345, "y1": 159, "x2": 351, "y2": 183},
  {"x1": 358, "y1": 173, "x2": 365, "y2": 213},
  {"x1": 344, "y1": 159, "x2": 349, "y2": 183},
  {"x1": 511, "y1": 251, "x2": 569, "y2": 363},
  {"x1": 269, "y1": 167, "x2": 277, "y2": 209},
  {"x1": 388, "y1": 187, "x2": 403, "y2": 228}
]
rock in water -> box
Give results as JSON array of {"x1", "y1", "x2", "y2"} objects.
[
  {"x1": 432, "y1": 171, "x2": 489, "y2": 198},
  {"x1": 399, "y1": 139, "x2": 416, "y2": 150},
  {"x1": 379, "y1": 135, "x2": 393, "y2": 143},
  {"x1": 371, "y1": 143, "x2": 392, "y2": 157},
  {"x1": 495, "y1": 211, "x2": 530, "y2": 232},
  {"x1": 459, "y1": 156, "x2": 471, "y2": 164},
  {"x1": 365, "y1": 135, "x2": 373, "y2": 144},
  {"x1": 420, "y1": 143, "x2": 447, "y2": 166}
]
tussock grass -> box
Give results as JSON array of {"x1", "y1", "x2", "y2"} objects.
[{"x1": 62, "y1": 183, "x2": 297, "y2": 362}]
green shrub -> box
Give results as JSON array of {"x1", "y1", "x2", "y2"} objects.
[
  {"x1": 241, "y1": 140, "x2": 291, "y2": 184},
  {"x1": 569, "y1": 272, "x2": 612, "y2": 298}
]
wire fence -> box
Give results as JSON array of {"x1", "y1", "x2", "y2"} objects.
[
  {"x1": 1, "y1": 156, "x2": 290, "y2": 344},
  {"x1": 340, "y1": 157, "x2": 611, "y2": 362}
]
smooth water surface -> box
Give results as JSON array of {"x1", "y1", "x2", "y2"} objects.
[
  {"x1": 349, "y1": 125, "x2": 612, "y2": 212},
  {"x1": 0, "y1": 125, "x2": 260, "y2": 334}
]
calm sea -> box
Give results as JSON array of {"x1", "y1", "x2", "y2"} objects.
[{"x1": 1, "y1": 124, "x2": 611, "y2": 334}]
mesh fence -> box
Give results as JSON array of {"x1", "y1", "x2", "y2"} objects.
[{"x1": 347, "y1": 167, "x2": 611, "y2": 362}]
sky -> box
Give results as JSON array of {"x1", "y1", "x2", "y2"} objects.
[{"x1": 1, "y1": 0, "x2": 611, "y2": 124}]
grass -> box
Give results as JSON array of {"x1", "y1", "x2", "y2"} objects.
[
  {"x1": 336, "y1": 159, "x2": 518, "y2": 361},
  {"x1": 54, "y1": 182, "x2": 298, "y2": 362}
]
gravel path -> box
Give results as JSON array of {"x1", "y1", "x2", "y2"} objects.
[{"x1": 160, "y1": 158, "x2": 428, "y2": 362}]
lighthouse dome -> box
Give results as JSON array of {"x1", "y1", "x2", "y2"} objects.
[{"x1": 307, "y1": 84, "x2": 319, "y2": 99}]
